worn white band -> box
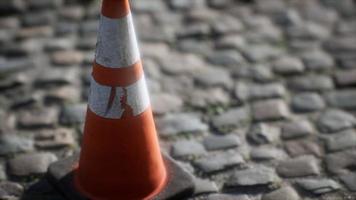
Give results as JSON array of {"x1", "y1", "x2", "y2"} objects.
[
  {"x1": 95, "y1": 13, "x2": 140, "y2": 68},
  {"x1": 126, "y1": 76, "x2": 150, "y2": 116},
  {"x1": 88, "y1": 77, "x2": 125, "y2": 119},
  {"x1": 88, "y1": 75, "x2": 150, "y2": 119}
]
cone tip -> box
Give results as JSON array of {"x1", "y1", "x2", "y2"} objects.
[{"x1": 101, "y1": 0, "x2": 130, "y2": 18}]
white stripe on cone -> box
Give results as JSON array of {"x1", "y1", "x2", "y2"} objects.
[
  {"x1": 126, "y1": 76, "x2": 150, "y2": 116},
  {"x1": 88, "y1": 77, "x2": 125, "y2": 119},
  {"x1": 88, "y1": 75, "x2": 150, "y2": 119},
  {"x1": 95, "y1": 13, "x2": 140, "y2": 68}
]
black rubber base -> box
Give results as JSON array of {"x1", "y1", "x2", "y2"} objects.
[{"x1": 46, "y1": 153, "x2": 195, "y2": 200}]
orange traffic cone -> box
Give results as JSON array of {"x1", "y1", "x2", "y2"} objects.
[{"x1": 47, "y1": 0, "x2": 194, "y2": 199}]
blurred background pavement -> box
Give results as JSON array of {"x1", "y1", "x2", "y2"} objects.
[{"x1": 0, "y1": 0, "x2": 356, "y2": 199}]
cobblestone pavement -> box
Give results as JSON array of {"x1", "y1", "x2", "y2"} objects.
[{"x1": 0, "y1": 0, "x2": 356, "y2": 199}]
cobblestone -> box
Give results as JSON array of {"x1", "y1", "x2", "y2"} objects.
[
  {"x1": 281, "y1": 120, "x2": 314, "y2": 140},
  {"x1": 0, "y1": 135, "x2": 34, "y2": 156},
  {"x1": 212, "y1": 15, "x2": 244, "y2": 35},
  {"x1": 35, "y1": 128, "x2": 75, "y2": 149},
  {"x1": 273, "y1": 56, "x2": 305, "y2": 75},
  {"x1": 276, "y1": 156, "x2": 320, "y2": 177},
  {"x1": 325, "y1": 150, "x2": 356, "y2": 175},
  {"x1": 188, "y1": 87, "x2": 230, "y2": 107},
  {"x1": 335, "y1": 69, "x2": 356, "y2": 86},
  {"x1": 325, "y1": 90, "x2": 356, "y2": 109},
  {"x1": 296, "y1": 178, "x2": 340, "y2": 195},
  {"x1": 17, "y1": 108, "x2": 58, "y2": 129},
  {"x1": 317, "y1": 109, "x2": 356, "y2": 133},
  {"x1": 192, "y1": 178, "x2": 218, "y2": 195},
  {"x1": 248, "y1": 123, "x2": 280, "y2": 145},
  {"x1": 291, "y1": 92, "x2": 325, "y2": 112},
  {"x1": 207, "y1": 50, "x2": 246, "y2": 67},
  {"x1": 212, "y1": 107, "x2": 250, "y2": 129},
  {"x1": 171, "y1": 140, "x2": 207, "y2": 159},
  {"x1": 250, "y1": 146, "x2": 287, "y2": 161},
  {"x1": 235, "y1": 82, "x2": 286, "y2": 101},
  {"x1": 225, "y1": 165, "x2": 281, "y2": 188},
  {"x1": 193, "y1": 66, "x2": 233, "y2": 89},
  {"x1": 203, "y1": 134, "x2": 240, "y2": 151},
  {"x1": 151, "y1": 93, "x2": 183, "y2": 115},
  {"x1": 284, "y1": 140, "x2": 323, "y2": 158},
  {"x1": 288, "y1": 75, "x2": 334, "y2": 92},
  {"x1": 0, "y1": 0, "x2": 355, "y2": 199},
  {"x1": 0, "y1": 165, "x2": 6, "y2": 181},
  {"x1": 45, "y1": 86, "x2": 81, "y2": 104},
  {"x1": 0, "y1": 181, "x2": 24, "y2": 199},
  {"x1": 194, "y1": 152, "x2": 244, "y2": 174},
  {"x1": 156, "y1": 113, "x2": 208, "y2": 137},
  {"x1": 300, "y1": 50, "x2": 334, "y2": 71},
  {"x1": 59, "y1": 104, "x2": 86, "y2": 125},
  {"x1": 249, "y1": 64, "x2": 275, "y2": 83},
  {"x1": 339, "y1": 173, "x2": 356, "y2": 192},
  {"x1": 51, "y1": 50, "x2": 84, "y2": 66},
  {"x1": 324, "y1": 129, "x2": 356, "y2": 152},
  {"x1": 205, "y1": 194, "x2": 251, "y2": 200},
  {"x1": 262, "y1": 186, "x2": 300, "y2": 200},
  {"x1": 8, "y1": 153, "x2": 57, "y2": 176},
  {"x1": 34, "y1": 68, "x2": 78, "y2": 86},
  {"x1": 243, "y1": 44, "x2": 282, "y2": 63},
  {"x1": 286, "y1": 21, "x2": 331, "y2": 41},
  {"x1": 0, "y1": 58, "x2": 34, "y2": 75},
  {"x1": 252, "y1": 99, "x2": 290, "y2": 121}
]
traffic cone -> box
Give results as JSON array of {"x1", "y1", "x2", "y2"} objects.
[{"x1": 46, "y1": 0, "x2": 194, "y2": 199}]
